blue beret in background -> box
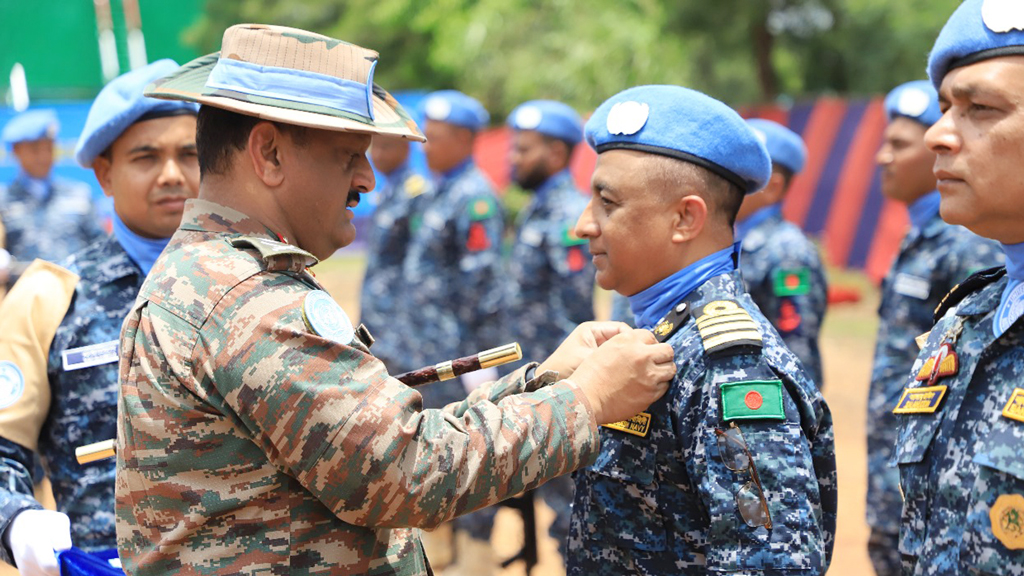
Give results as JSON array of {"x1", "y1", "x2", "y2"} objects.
[
  {"x1": 746, "y1": 118, "x2": 807, "y2": 175},
  {"x1": 2, "y1": 109, "x2": 59, "y2": 148},
  {"x1": 506, "y1": 100, "x2": 583, "y2": 145},
  {"x1": 421, "y1": 90, "x2": 489, "y2": 132}
]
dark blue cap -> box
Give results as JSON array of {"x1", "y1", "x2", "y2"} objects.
[{"x1": 585, "y1": 85, "x2": 771, "y2": 194}]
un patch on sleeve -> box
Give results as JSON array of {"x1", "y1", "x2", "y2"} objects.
[
  {"x1": 302, "y1": 291, "x2": 355, "y2": 345},
  {"x1": 0, "y1": 361, "x2": 25, "y2": 409}
]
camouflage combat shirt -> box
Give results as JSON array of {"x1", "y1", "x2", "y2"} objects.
[
  {"x1": 568, "y1": 271, "x2": 836, "y2": 575},
  {"x1": 115, "y1": 199, "x2": 600, "y2": 576}
]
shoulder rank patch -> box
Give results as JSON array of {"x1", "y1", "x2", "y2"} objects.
[
  {"x1": 990, "y1": 493, "x2": 1024, "y2": 550},
  {"x1": 404, "y1": 174, "x2": 427, "y2": 198},
  {"x1": 694, "y1": 300, "x2": 762, "y2": 355},
  {"x1": 1003, "y1": 388, "x2": 1024, "y2": 423},
  {"x1": 651, "y1": 302, "x2": 689, "y2": 343},
  {"x1": 0, "y1": 361, "x2": 25, "y2": 409},
  {"x1": 772, "y1": 268, "x2": 811, "y2": 296},
  {"x1": 561, "y1": 225, "x2": 588, "y2": 247},
  {"x1": 721, "y1": 380, "x2": 785, "y2": 421},
  {"x1": 602, "y1": 412, "x2": 652, "y2": 437},
  {"x1": 893, "y1": 385, "x2": 948, "y2": 414},
  {"x1": 302, "y1": 290, "x2": 355, "y2": 344},
  {"x1": 230, "y1": 236, "x2": 318, "y2": 266},
  {"x1": 467, "y1": 197, "x2": 497, "y2": 221}
]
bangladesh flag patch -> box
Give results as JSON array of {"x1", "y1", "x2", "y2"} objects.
[
  {"x1": 721, "y1": 380, "x2": 786, "y2": 421},
  {"x1": 773, "y1": 268, "x2": 811, "y2": 296},
  {"x1": 561, "y1": 225, "x2": 588, "y2": 247},
  {"x1": 467, "y1": 197, "x2": 497, "y2": 221}
]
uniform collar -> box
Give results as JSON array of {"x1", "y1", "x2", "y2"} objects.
[
  {"x1": 1001, "y1": 241, "x2": 1024, "y2": 281},
  {"x1": 178, "y1": 198, "x2": 281, "y2": 239},
  {"x1": 68, "y1": 233, "x2": 143, "y2": 285},
  {"x1": 438, "y1": 158, "x2": 473, "y2": 183},
  {"x1": 955, "y1": 272, "x2": 1009, "y2": 317}
]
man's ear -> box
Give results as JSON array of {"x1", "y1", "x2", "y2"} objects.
[
  {"x1": 247, "y1": 122, "x2": 285, "y2": 187},
  {"x1": 671, "y1": 194, "x2": 708, "y2": 244},
  {"x1": 92, "y1": 156, "x2": 115, "y2": 199}
]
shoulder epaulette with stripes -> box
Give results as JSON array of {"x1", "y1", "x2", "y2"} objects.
[{"x1": 693, "y1": 299, "x2": 762, "y2": 356}]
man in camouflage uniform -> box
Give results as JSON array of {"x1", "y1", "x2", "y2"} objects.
[
  {"x1": 735, "y1": 119, "x2": 828, "y2": 387},
  {"x1": 568, "y1": 85, "x2": 836, "y2": 575},
  {"x1": 892, "y1": 2, "x2": 1024, "y2": 574},
  {"x1": 0, "y1": 60, "x2": 198, "y2": 576},
  {"x1": 403, "y1": 90, "x2": 506, "y2": 408},
  {"x1": 360, "y1": 135, "x2": 432, "y2": 374},
  {"x1": 866, "y1": 78, "x2": 1003, "y2": 576},
  {"x1": 0, "y1": 109, "x2": 105, "y2": 282},
  {"x1": 115, "y1": 25, "x2": 677, "y2": 576}
]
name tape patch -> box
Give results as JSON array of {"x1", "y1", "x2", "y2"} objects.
[
  {"x1": 893, "y1": 385, "x2": 948, "y2": 414},
  {"x1": 62, "y1": 340, "x2": 119, "y2": 372},
  {"x1": 602, "y1": 412, "x2": 652, "y2": 437}
]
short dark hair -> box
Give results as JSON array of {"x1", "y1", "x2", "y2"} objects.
[
  {"x1": 195, "y1": 105, "x2": 308, "y2": 178},
  {"x1": 646, "y1": 155, "x2": 744, "y2": 227}
]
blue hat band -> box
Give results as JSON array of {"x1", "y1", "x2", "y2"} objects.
[
  {"x1": 205, "y1": 57, "x2": 376, "y2": 121},
  {"x1": 595, "y1": 142, "x2": 748, "y2": 193},
  {"x1": 948, "y1": 45, "x2": 1024, "y2": 76}
]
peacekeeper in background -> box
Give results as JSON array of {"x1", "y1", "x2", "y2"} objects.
[
  {"x1": 735, "y1": 119, "x2": 828, "y2": 388},
  {"x1": 865, "y1": 79, "x2": 1003, "y2": 576},
  {"x1": 0, "y1": 60, "x2": 198, "y2": 576},
  {"x1": 568, "y1": 85, "x2": 837, "y2": 575},
  {"x1": 0, "y1": 109, "x2": 105, "y2": 282},
  {"x1": 360, "y1": 135, "x2": 432, "y2": 374},
  {"x1": 116, "y1": 24, "x2": 676, "y2": 576},
  {"x1": 893, "y1": 1, "x2": 1024, "y2": 573},
  {"x1": 403, "y1": 90, "x2": 507, "y2": 408}
]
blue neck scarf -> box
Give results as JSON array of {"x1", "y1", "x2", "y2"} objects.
[
  {"x1": 734, "y1": 204, "x2": 781, "y2": 244},
  {"x1": 18, "y1": 172, "x2": 50, "y2": 201},
  {"x1": 629, "y1": 244, "x2": 739, "y2": 330},
  {"x1": 112, "y1": 212, "x2": 171, "y2": 276},
  {"x1": 907, "y1": 191, "x2": 941, "y2": 230},
  {"x1": 993, "y1": 241, "x2": 1024, "y2": 337}
]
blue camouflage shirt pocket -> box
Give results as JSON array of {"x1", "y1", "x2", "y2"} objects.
[
  {"x1": 960, "y1": 420, "x2": 1024, "y2": 574},
  {"x1": 891, "y1": 389, "x2": 945, "y2": 559},
  {"x1": 580, "y1": 426, "x2": 668, "y2": 553}
]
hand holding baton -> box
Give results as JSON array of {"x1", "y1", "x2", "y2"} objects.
[{"x1": 75, "y1": 342, "x2": 524, "y2": 464}]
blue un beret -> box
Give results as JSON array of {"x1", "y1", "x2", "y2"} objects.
[
  {"x1": 884, "y1": 81, "x2": 942, "y2": 127},
  {"x1": 585, "y1": 85, "x2": 771, "y2": 194},
  {"x1": 745, "y1": 119, "x2": 807, "y2": 175},
  {"x1": 2, "y1": 109, "x2": 59, "y2": 148},
  {"x1": 421, "y1": 90, "x2": 489, "y2": 132},
  {"x1": 506, "y1": 100, "x2": 583, "y2": 145},
  {"x1": 928, "y1": 0, "x2": 1024, "y2": 89},
  {"x1": 75, "y1": 59, "x2": 198, "y2": 167}
]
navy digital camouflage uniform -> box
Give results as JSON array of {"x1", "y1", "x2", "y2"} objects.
[
  {"x1": 610, "y1": 292, "x2": 634, "y2": 326},
  {"x1": 402, "y1": 161, "x2": 505, "y2": 408},
  {"x1": 739, "y1": 209, "x2": 828, "y2": 387},
  {"x1": 866, "y1": 212, "x2": 1002, "y2": 562},
  {"x1": 569, "y1": 270, "x2": 836, "y2": 575},
  {"x1": 894, "y1": 266, "x2": 1024, "y2": 575},
  {"x1": 0, "y1": 175, "x2": 105, "y2": 269},
  {"x1": 0, "y1": 235, "x2": 141, "y2": 562},
  {"x1": 359, "y1": 162, "x2": 431, "y2": 374}
]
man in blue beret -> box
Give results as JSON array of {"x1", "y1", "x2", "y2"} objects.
[
  {"x1": 735, "y1": 118, "x2": 828, "y2": 389},
  {"x1": 359, "y1": 135, "x2": 433, "y2": 375},
  {"x1": 0, "y1": 59, "x2": 198, "y2": 576},
  {"x1": 567, "y1": 85, "x2": 836, "y2": 575},
  {"x1": 403, "y1": 90, "x2": 506, "y2": 403},
  {"x1": 0, "y1": 110, "x2": 105, "y2": 285},
  {"x1": 892, "y1": 1, "x2": 1024, "y2": 574},
  {"x1": 865, "y1": 78, "x2": 1003, "y2": 576}
]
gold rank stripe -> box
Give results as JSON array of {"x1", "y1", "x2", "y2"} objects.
[
  {"x1": 698, "y1": 320, "x2": 760, "y2": 338},
  {"x1": 701, "y1": 330, "x2": 763, "y2": 352},
  {"x1": 696, "y1": 311, "x2": 751, "y2": 329},
  {"x1": 602, "y1": 412, "x2": 652, "y2": 437},
  {"x1": 1003, "y1": 388, "x2": 1024, "y2": 423}
]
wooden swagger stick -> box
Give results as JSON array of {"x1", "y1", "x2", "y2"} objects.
[{"x1": 74, "y1": 342, "x2": 524, "y2": 465}]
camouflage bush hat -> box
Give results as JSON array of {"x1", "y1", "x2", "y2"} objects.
[{"x1": 144, "y1": 24, "x2": 425, "y2": 142}]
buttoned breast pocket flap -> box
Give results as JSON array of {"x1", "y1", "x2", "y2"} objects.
[
  {"x1": 581, "y1": 428, "x2": 666, "y2": 552},
  {"x1": 892, "y1": 412, "x2": 943, "y2": 466},
  {"x1": 960, "y1": 424, "x2": 1024, "y2": 573}
]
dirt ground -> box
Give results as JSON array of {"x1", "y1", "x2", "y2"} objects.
[{"x1": 10, "y1": 256, "x2": 879, "y2": 575}]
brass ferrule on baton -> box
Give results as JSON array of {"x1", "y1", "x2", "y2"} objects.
[
  {"x1": 479, "y1": 343, "x2": 522, "y2": 369},
  {"x1": 395, "y1": 342, "x2": 524, "y2": 387},
  {"x1": 75, "y1": 439, "x2": 116, "y2": 465}
]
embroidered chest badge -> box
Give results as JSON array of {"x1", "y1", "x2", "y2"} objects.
[
  {"x1": 914, "y1": 342, "x2": 959, "y2": 385},
  {"x1": 895, "y1": 321, "x2": 963, "y2": 415},
  {"x1": 602, "y1": 412, "x2": 652, "y2": 438},
  {"x1": 1003, "y1": 388, "x2": 1024, "y2": 423},
  {"x1": 990, "y1": 493, "x2": 1024, "y2": 550}
]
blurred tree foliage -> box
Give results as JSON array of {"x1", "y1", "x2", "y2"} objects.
[{"x1": 185, "y1": 0, "x2": 961, "y2": 119}]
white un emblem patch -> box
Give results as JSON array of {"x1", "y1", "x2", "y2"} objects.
[
  {"x1": 606, "y1": 101, "x2": 649, "y2": 136},
  {"x1": 0, "y1": 361, "x2": 25, "y2": 409},
  {"x1": 302, "y1": 291, "x2": 355, "y2": 344},
  {"x1": 983, "y1": 0, "x2": 1024, "y2": 33}
]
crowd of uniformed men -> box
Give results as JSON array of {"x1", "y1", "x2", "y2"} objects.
[{"x1": 0, "y1": 1, "x2": 1019, "y2": 574}]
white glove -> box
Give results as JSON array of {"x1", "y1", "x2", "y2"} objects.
[
  {"x1": 460, "y1": 367, "x2": 498, "y2": 393},
  {"x1": 8, "y1": 509, "x2": 72, "y2": 576}
]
